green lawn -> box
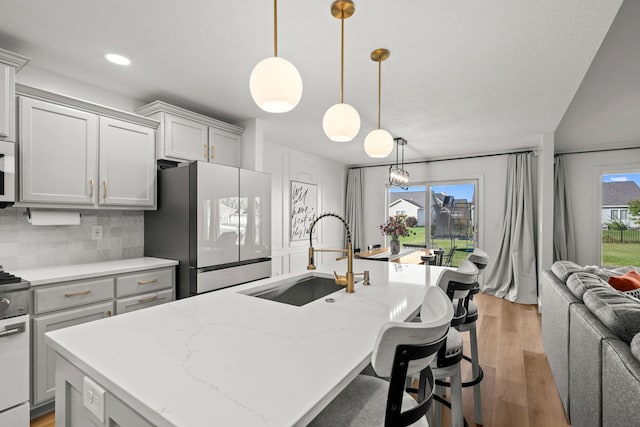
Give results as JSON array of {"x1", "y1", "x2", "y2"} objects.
[
  {"x1": 602, "y1": 243, "x2": 640, "y2": 267},
  {"x1": 399, "y1": 227, "x2": 473, "y2": 267}
]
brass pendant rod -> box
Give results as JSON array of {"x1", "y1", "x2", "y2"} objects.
[
  {"x1": 273, "y1": 0, "x2": 278, "y2": 57},
  {"x1": 340, "y1": 14, "x2": 344, "y2": 103},
  {"x1": 377, "y1": 59, "x2": 381, "y2": 129}
]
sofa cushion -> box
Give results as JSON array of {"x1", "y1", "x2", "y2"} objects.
[
  {"x1": 608, "y1": 270, "x2": 640, "y2": 292},
  {"x1": 632, "y1": 334, "x2": 640, "y2": 362},
  {"x1": 583, "y1": 287, "x2": 640, "y2": 343},
  {"x1": 566, "y1": 272, "x2": 609, "y2": 300},
  {"x1": 551, "y1": 261, "x2": 584, "y2": 282}
]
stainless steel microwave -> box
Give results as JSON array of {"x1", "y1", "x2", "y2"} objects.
[{"x1": 0, "y1": 141, "x2": 15, "y2": 205}]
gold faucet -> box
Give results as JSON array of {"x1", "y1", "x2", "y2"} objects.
[{"x1": 306, "y1": 213, "x2": 368, "y2": 293}]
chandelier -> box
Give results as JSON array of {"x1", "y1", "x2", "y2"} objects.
[{"x1": 389, "y1": 137, "x2": 409, "y2": 189}]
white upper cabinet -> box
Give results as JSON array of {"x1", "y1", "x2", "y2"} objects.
[
  {"x1": 136, "y1": 101, "x2": 244, "y2": 167},
  {"x1": 20, "y1": 97, "x2": 98, "y2": 204},
  {"x1": 164, "y1": 113, "x2": 208, "y2": 162},
  {"x1": 99, "y1": 117, "x2": 155, "y2": 207},
  {"x1": 16, "y1": 85, "x2": 159, "y2": 209},
  {"x1": 209, "y1": 127, "x2": 241, "y2": 167},
  {"x1": 0, "y1": 48, "x2": 29, "y2": 142}
]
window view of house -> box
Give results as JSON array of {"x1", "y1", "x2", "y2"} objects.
[
  {"x1": 601, "y1": 173, "x2": 640, "y2": 266},
  {"x1": 388, "y1": 182, "x2": 476, "y2": 267}
]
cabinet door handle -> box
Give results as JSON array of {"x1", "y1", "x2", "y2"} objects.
[
  {"x1": 103, "y1": 180, "x2": 108, "y2": 201},
  {"x1": 138, "y1": 279, "x2": 158, "y2": 285},
  {"x1": 65, "y1": 290, "x2": 91, "y2": 297},
  {"x1": 210, "y1": 145, "x2": 215, "y2": 159},
  {"x1": 106, "y1": 310, "x2": 112, "y2": 317},
  {"x1": 204, "y1": 144, "x2": 208, "y2": 159},
  {"x1": 138, "y1": 295, "x2": 158, "y2": 303},
  {"x1": 89, "y1": 179, "x2": 94, "y2": 199}
]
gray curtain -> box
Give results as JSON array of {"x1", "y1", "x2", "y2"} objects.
[
  {"x1": 553, "y1": 155, "x2": 576, "y2": 262},
  {"x1": 484, "y1": 153, "x2": 538, "y2": 304},
  {"x1": 345, "y1": 168, "x2": 365, "y2": 251}
]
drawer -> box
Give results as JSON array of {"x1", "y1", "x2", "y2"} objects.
[
  {"x1": 115, "y1": 289, "x2": 174, "y2": 315},
  {"x1": 34, "y1": 278, "x2": 115, "y2": 314},
  {"x1": 116, "y1": 268, "x2": 173, "y2": 298}
]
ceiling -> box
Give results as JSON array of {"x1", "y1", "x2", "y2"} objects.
[{"x1": 0, "y1": 1, "x2": 627, "y2": 166}]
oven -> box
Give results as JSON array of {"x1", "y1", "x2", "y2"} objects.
[
  {"x1": 0, "y1": 268, "x2": 30, "y2": 426},
  {"x1": 0, "y1": 140, "x2": 16, "y2": 206}
]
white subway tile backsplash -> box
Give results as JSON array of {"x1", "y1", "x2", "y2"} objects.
[{"x1": 0, "y1": 208, "x2": 144, "y2": 271}]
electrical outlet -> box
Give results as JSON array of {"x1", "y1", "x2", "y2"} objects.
[
  {"x1": 83, "y1": 376, "x2": 105, "y2": 422},
  {"x1": 91, "y1": 225, "x2": 103, "y2": 240}
]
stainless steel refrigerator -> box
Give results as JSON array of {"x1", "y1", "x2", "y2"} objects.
[{"x1": 145, "y1": 161, "x2": 271, "y2": 298}]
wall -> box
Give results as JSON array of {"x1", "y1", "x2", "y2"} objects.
[
  {"x1": 263, "y1": 141, "x2": 347, "y2": 276},
  {"x1": 561, "y1": 146, "x2": 640, "y2": 265},
  {"x1": 0, "y1": 208, "x2": 143, "y2": 271},
  {"x1": 360, "y1": 153, "x2": 534, "y2": 286}
]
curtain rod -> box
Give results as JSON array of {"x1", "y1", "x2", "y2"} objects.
[
  {"x1": 348, "y1": 149, "x2": 534, "y2": 170},
  {"x1": 555, "y1": 145, "x2": 639, "y2": 156}
]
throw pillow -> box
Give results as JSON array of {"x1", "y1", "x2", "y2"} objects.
[
  {"x1": 625, "y1": 288, "x2": 640, "y2": 301},
  {"x1": 632, "y1": 334, "x2": 640, "y2": 362},
  {"x1": 551, "y1": 261, "x2": 584, "y2": 282},
  {"x1": 566, "y1": 272, "x2": 609, "y2": 300},
  {"x1": 583, "y1": 287, "x2": 640, "y2": 343},
  {"x1": 608, "y1": 270, "x2": 640, "y2": 292}
]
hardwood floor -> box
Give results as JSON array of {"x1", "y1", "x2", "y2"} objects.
[{"x1": 29, "y1": 292, "x2": 570, "y2": 427}]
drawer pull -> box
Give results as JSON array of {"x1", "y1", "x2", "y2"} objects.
[
  {"x1": 138, "y1": 295, "x2": 158, "y2": 303},
  {"x1": 138, "y1": 279, "x2": 158, "y2": 285},
  {"x1": 64, "y1": 290, "x2": 91, "y2": 297},
  {"x1": 106, "y1": 310, "x2": 112, "y2": 317}
]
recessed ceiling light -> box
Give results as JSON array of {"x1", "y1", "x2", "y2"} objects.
[{"x1": 105, "y1": 53, "x2": 131, "y2": 66}]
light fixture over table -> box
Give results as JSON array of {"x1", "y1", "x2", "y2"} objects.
[
  {"x1": 250, "y1": 0, "x2": 303, "y2": 113},
  {"x1": 389, "y1": 137, "x2": 410, "y2": 189},
  {"x1": 322, "y1": 0, "x2": 361, "y2": 142},
  {"x1": 364, "y1": 48, "x2": 393, "y2": 158}
]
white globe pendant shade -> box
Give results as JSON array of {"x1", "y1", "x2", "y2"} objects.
[
  {"x1": 322, "y1": 103, "x2": 361, "y2": 142},
  {"x1": 250, "y1": 56, "x2": 303, "y2": 113},
  {"x1": 364, "y1": 129, "x2": 393, "y2": 158}
]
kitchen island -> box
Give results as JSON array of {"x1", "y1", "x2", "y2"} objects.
[{"x1": 46, "y1": 259, "x2": 447, "y2": 426}]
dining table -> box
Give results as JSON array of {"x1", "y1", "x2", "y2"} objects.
[{"x1": 355, "y1": 247, "x2": 435, "y2": 264}]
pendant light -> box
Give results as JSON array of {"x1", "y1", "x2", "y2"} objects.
[
  {"x1": 322, "y1": 0, "x2": 361, "y2": 142},
  {"x1": 389, "y1": 137, "x2": 410, "y2": 189},
  {"x1": 250, "y1": 0, "x2": 303, "y2": 113},
  {"x1": 364, "y1": 48, "x2": 393, "y2": 158}
]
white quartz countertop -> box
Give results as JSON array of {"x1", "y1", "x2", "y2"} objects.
[
  {"x1": 13, "y1": 257, "x2": 178, "y2": 286},
  {"x1": 46, "y1": 259, "x2": 447, "y2": 427}
]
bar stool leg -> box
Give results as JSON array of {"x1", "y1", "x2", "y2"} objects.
[
  {"x1": 450, "y1": 366, "x2": 464, "y2": 427},
  {"x1": 469, "y1": 322, "x2": 483, "y2": 425},
  {"x1": 434, "y1": 383, "x2": 444, "y2": 427}
]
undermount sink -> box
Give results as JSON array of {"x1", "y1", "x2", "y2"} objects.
[{"x1": 242, "y1": 274, "x2": 348, "y2": 306}]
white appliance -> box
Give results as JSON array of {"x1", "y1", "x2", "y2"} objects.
[
  {"x1": 145, "y1": 161, "x2": 271, "y2": 298},
  {"x1": 0, "y1": 140, "x2": 16, "y2": 206},
  {"x1": 0, "y1": 269, "x2": 30, "y2": 427}
]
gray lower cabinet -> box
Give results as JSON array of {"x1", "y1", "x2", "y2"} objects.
[
  {"x1": 56, "y1": 354, "x2": 154, "y2": 427},
  {"x1": 33, "y1": 301, "x2": 113, "y2": 405},
  {"x1": 31, "y1": 266, "x2": 175, "y2": 411},
  {"x1": 115, "y1": 288, "x2": 173, "y2": 314}
]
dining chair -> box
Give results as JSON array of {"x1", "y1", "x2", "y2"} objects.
[
  {"x1": 442, "y1": 246, "x2": 457, "y2": 267},
  {"x1": 310, "y1": 286, "x2": 454, "y2": 427},
  {"x1": 432, "y1": 249, "x2": 444, "y2": 266},
  {"x1": 429, "y1": 259, "x2": 479, "y2": 427}
]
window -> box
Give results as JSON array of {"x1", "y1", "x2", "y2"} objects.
[{"x1": 600, "y1": 173, "x2": 640, "y2": 266}]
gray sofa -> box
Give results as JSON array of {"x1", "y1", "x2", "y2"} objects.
[{"x1": 541, "y1": 261, "x2": 640, "y2": 427}]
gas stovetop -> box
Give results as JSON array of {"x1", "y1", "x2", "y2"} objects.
[{"x1": 0, "y1": 268, "x2": 30, "y2": 292}]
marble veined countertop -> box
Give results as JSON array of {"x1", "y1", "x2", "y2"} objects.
[
  {"x1": 46, "y1": 258, "x2": 447, "y2": 426},
  {"x1": 13, "y1": 257, "x2": 178, "y2": 286}
]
